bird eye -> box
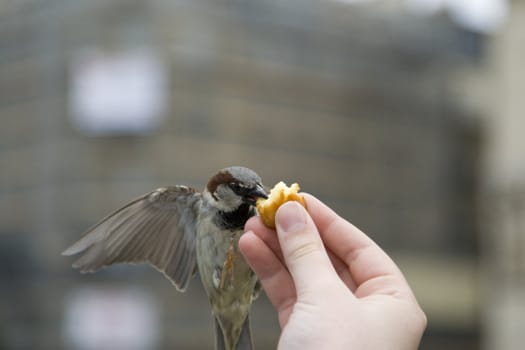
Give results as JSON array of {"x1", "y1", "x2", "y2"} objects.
[{"x1": 229, "y1": 182, "x2": 243, "y2": 192}]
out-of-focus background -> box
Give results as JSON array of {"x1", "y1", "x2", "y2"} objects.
[{"x1": 0, "y1": 0, "x2": 523, "y2": 349}]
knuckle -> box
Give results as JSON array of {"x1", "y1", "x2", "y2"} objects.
[
  {"x1": 417, "y1": 307, "x2": 428, "y2": 330},
  {"x1": 288, "y1": 240, "x2": 323, "y2": 261}
]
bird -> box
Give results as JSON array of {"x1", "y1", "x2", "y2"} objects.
[{"x1": 62, "y1": 166, "x2": 268, "y2": 350}]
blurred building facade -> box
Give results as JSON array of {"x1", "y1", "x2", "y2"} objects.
[
  {"x1": 462, "y1": 1, "x2": 525, "y2": 349},
  {"x1": 0, "y1": 0, "x2": 515, "y2": 349}
]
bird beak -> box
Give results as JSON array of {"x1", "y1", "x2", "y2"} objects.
[{"x1": 245, "y1": 184, "x2": 268, "y2": 204}]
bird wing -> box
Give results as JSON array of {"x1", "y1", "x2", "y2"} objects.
[{"x1": 62, "y1": 186, "x2": 202, "y2": 292}]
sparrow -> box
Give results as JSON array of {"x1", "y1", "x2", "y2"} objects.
[{"x1": 62, "y1": 166, "x2": 268, "y2": 350}]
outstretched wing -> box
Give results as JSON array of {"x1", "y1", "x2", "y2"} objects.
[{"x1": 62, "y1": 186, "x2": 202, "y2": 292}]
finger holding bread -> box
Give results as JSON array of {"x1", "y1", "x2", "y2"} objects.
[{"x1": 256, "y1": 182, "x2": 306, "y2": 229}]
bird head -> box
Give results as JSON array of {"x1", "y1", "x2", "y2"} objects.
[{"x1": 205, "y1": 166, "x2": 268, "y2": 212}]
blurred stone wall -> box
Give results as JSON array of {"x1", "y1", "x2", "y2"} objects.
[
  {"x1": 479, "y1": 1, "x2": 525, "y2": 349},
  {"x1": 0, "y1": 1, "x2": 482, "y2": 349},
  {"x1": 451, "y1": 0, "x2": 525, "y2": 348}
]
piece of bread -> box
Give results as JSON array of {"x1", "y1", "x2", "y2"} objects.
[{"x1": 256, "y1": 181, "x2": 306, "y2": 229}]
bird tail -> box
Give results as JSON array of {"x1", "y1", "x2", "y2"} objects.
[{"x1": 214, "y1": 316, "x2": 253, "y2": 350}]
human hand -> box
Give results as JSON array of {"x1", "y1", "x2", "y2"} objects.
[{"x1": 239, "y1": 194, "x2": 426, "y2": 350}]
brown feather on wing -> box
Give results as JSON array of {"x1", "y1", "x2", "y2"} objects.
[{"x1": 62, "y1": 186, "x2": 201, "y2": 292}]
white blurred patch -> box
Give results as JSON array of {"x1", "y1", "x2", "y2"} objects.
[
  {"x1": 405, "y1": 0, "x2": 508, "y2": 33},
  {"x1": 62, "y1": 286, "x2": 160, "y2": 350},
  {"x1": 69, "y1": 48, "x2": 168, "y2": 136},
  {"x1": 447, "y1": 0, "x2": 508, "y2": 33}
]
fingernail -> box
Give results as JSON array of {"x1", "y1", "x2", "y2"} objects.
[{"x1": 276, "y1": 201, "x2": 307, "y2": 233}]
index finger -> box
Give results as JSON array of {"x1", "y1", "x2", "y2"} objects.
[{"x1": 303, "y1": 194, "x2": 415, "y2": 300}]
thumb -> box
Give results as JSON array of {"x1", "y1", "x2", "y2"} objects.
[{"x1": 275, "y1": 201, "x2": 338, "y2": 295}]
